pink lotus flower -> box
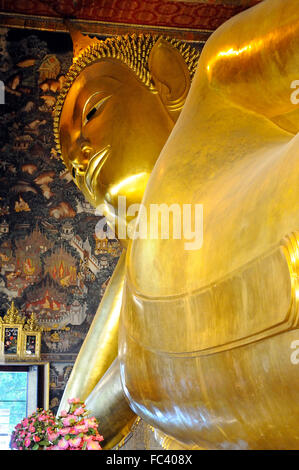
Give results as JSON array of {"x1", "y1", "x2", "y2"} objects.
[
  {"x1": 86, "y1": 439, "x2": 102, "y2": 450},
  {"x1": 74, "y1": 407, "x2": 85, "y2": 416},
  {"x1": 47, "y1": 430, "x2": 59, "y2": 442},
  {"x1": 68, "y1": 437, "x2": 82, "y2": 448},
  {"x1": 85, "y1": 417, "x2": 96, "y2": 424},
  {"x1": 38, "y1": 415, "x2": 47, "y2": 421},
  {"x1": 33, "y1": 435, "x2": 40, "y2": 443},
  {"x1": 62, "y1": 417, "x2": 73, "y2": 426},
  {"x1": 57, "y1": 438, "x2": 69, "y2": 450},
  {"x1": 22, "y1": 418, "x2": 29, "y2": 427},
  {"x1": 60, "y1": 410, "x2": 68, "y2": 417},
  {"x1": 84, "y1": 418, "x2": 98, "y2": 430},
  {"x1": 62, "y1": 415, "x2": 77, "y2": 426},
  {"x1": 74, "y1": 424, "x2": 89, "y2": 434},
  {"x1": 59, "y1": 427, "x2": 71, "y2": 436},
  {"x1": 29, "y1": 426, "x2": 35, "y2": 432},
  {"x1": 24, "y1": 438, "x2": 31, "y2": 448},
  {"x1": 68, "y1": 398, "x2": 81, "y2": 404}
]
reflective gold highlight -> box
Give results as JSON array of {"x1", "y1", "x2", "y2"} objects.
[
  {"x1": 57, "y1": 0, "x2": 299, "y2": 450},
  {"x1": 56, "y1": 27, "x2": 199, "y2": 449},
  {"x1": 120, "y1": 0, "x2": 299, "y2": 449}
]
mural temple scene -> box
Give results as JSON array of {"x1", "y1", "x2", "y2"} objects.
[{"x1": 0, "y1": 0, "x2": 299, "y2": 455}]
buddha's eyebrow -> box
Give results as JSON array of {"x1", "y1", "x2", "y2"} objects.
[
  {"x1": 82, "y1": 92, "x2": 105, "y2": 118},
  {"x1": 80, "y1": 75, "x2": 122, "y2": 101},
  {"x1": 74, "y1": 75, "x2": 122, "y2": 119}
]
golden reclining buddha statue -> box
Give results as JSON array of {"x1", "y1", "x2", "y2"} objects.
[{"x1": 54, "y1": 0, "x2": 299, "y2": 450}]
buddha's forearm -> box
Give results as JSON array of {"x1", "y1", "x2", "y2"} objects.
[
  {"x1": 85, "y1": 359, "x2": 137, "y2": 449},
  {"x1": 57, "y1": 250, "x2": 126, "y2": 416},
  {"x1": 200, "y1": 0, "x2": 299, "y2": 120}
]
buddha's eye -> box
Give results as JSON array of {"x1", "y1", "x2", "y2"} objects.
[
  {"x1": 72, "y1": 167, "x2": 76, "y2": 179},
  {"x1": 86, "y1": 107, "x2": 97, "y2": 122},
  {"x1": 83, "y1": 95, "x2": 112, "y2": 127}
]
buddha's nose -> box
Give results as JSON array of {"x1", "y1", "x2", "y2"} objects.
[{"x1": 70, "y1": 141, "x2": 94, "y2": 177}]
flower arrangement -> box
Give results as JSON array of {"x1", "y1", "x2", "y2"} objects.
[
  {"x1": 47, "y1": 398, "x2": 104, "y2": 450},
  {"x1": 10, "y1": 408, "x2": 57, "y2": 450},
  {"x1": 10, "y1": 399, "x2": 104, "y2": 450}
]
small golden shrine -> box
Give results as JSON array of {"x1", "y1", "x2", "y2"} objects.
[{"x1": 0, "y1": 302, "x2": 42, "y2": 360}]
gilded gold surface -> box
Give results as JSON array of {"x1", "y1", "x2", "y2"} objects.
[
  {"x1": 121, "y1": 0, "x2": 299, "y2": 449},
  {"x1": 58, "y1": 250, "x2": 126, "y2": 414},
  {"x1": 85, "y1": 359, "x2": 137, "y2": 450},
  {"x1": 56, "y1": 30, "x2": 198, "y2": 448},
  {"x1": 57, "y1": 0, "x2": 299, "y2": 450}
]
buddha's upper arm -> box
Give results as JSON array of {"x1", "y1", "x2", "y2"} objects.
[{"x1": 198, "y1": 0, "x2": 299, "y2": 123}]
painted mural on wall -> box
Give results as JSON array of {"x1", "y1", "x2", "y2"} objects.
[{"x1": 0, "y1": 27, "x2": 122, "y2": 410}]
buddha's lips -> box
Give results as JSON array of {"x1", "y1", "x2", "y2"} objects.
[{"x1": 85, "y1": 146, "x2": 110, "y2": 195}]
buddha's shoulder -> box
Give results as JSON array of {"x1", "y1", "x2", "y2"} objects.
[{"x1": 124, "y1": 233, "x2": 298, "y2": 355}]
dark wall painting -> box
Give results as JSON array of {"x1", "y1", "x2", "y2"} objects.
[{"x1": 0, "y1": 27, "x2": 122, "y2": 412}]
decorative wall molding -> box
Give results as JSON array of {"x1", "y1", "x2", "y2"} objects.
[
  {"x1": 0, "y1": 0, "x2": 262, "y2": 41},
  {"x1": 0, "y1": 13, "x2": 211, "y2": 42}
]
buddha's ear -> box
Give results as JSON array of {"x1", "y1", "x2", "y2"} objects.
[{"x1": 148, "y1": 38, "x2": 191, "y2": 114}]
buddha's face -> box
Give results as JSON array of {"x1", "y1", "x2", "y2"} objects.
[{"x1": 59, "y1": 59, "x2": 175, "y2": 239}]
